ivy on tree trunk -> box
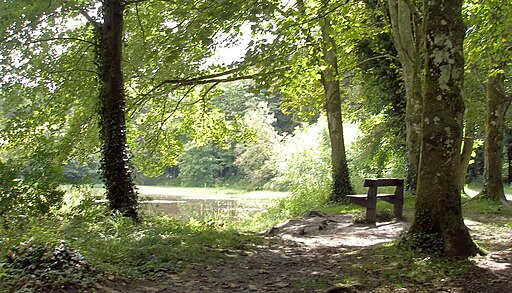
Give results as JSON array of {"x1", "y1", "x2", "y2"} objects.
[
  {"x1": 98, "y1": 0, "x2": 138, "y2": 220},
  {"x1": 406, "y1": 0, "x2": 479, "y2": 257}
]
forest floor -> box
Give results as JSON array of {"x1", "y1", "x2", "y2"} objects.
[{"x1": 105, "y1": 211, "x2": 512, "y2": 293}]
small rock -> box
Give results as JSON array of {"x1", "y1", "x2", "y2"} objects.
[{"x1": 275, "y1": 282, "x2": 289, "y2": 288}]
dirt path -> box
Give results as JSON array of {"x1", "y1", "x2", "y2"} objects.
[{"x1": 110, "y1": 212, "x2": 512, "y2": 293}]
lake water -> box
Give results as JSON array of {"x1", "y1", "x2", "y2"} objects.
[{"x1": 97, "y1": 186, "x2": 288, "y2": 222}]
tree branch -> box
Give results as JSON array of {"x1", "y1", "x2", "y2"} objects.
[
  {"x1": 142, "y1": 66, "x2": 287, "y2": 98},
  {"x1": 79, "y1": 9, "x2": 100, "y2": 30},
  {"x1": 31, "y1": 37, "x2": 97, "y2": 46}
]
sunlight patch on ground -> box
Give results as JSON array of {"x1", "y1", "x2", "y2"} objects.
[
  {"x1": 464, "y1": 186, "x2": 512, "y2": 200},
  {"x1": 266, "y1": 213, "x2": 408, "y2": 248}
]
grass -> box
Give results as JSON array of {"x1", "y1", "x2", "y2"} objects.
[
  {"x1": 0, "y1": 209, "x2": 261, "y2": 292},
  {"x1": 335, "y1": 244, "x2": 475, "y2": 291}
]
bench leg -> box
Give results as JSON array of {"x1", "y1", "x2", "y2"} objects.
[
  {"x1": 366, "y1": 187, "x2": 377, "y2": 224},
  {"x1": 394, "y1": 199, "x2": 403, "y2": 220},
  {"x1": 366, "y1": 206, "x2": 376, "y2": 224}
]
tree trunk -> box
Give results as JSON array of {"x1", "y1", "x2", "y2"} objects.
[
  {"x1": 319, "y1": 0, "x2": 354, "y2": 202},
  {"x1": 407, "y1": 0, "x2": 479, "y2": 257},
  {"x1": 98, "y1": 0, "x2": 138, "y2": 220},
  {"x1": 507, "y1": 128, "x2": 512, "y2": 184},
  {"x1": 388, "y1": 0, "x2": 423, "y2": 192},
  {"x1": 481, "y1": 65, "x2": 510, "y2": 202},
  {"x1": 459, "y1": 123, "x2": 475, "y2": 194}
]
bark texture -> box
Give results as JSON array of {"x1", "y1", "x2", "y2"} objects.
[
  {"x1": 507, "y1": 128, "x2": 512, "y2": 184},
  {"x1": 481, "y1": 66, "x2": 509, "y2": 202},
  {"x1": 407, "y1": 0, "x2": 479, "y2": 257},
  {"x1": 388, "y1": 0, "x2": 423, "y2": 192},
  {"x1": 319, "y1": 0, "x2": 354, "y2": 201},
  {"x1": 98, "y1": 0, "x2": 138, "y2": 220},
  {"x1": 458, "y1": 123, "x2": 475, "y2": 194}
]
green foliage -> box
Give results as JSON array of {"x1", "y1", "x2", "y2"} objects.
[
  {"x1": 62, "y1": 158, "x2": 101, "y2": 183},
  {"x1": 0, "y1": 210, "x2": 259, "y2": 292},
  {"x1": 242, "y1": 118, "x2": 334, "y2": 228},
  {"x1": 71, "y1": 214, "x2": 256, "y2": 276},
  {"x1": 346, "y1": 9, "x2": 406, "y2": 180},
  {"x1": 397, "y1": 231, "x2": 444, "y2": 256},
  {"x1": 271, "y1": 117, "x2": 331, "y2": 191},
  {"x1": 235, "y1": 102, "x2": 281, "y2": 189},
  {"x1": 347, "y1": 119, "x2": 406, "y2": 179},
  {"x1": 0, "y1": 160, "x2": 64, "y2": 219},
  {"x1": 1, "y1": 240, "x2": 95, "y2": 292},
  {"x1": 464, "y1": 0, "x2": 512, "y2": 70},
  {"x1": 178, "y1": 142, "x2": 239, "y2": 187}
]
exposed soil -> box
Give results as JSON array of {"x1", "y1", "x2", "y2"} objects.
[{"x1": 105, "y1": 212, "x2": 512, "y2": 293}]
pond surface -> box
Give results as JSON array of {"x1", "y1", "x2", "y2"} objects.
[{"x1": 109, "y1": 186, "x2": 288, "y2": 222}]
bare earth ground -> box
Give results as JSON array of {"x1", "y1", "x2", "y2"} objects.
[{"x1": 108, "y1": 212, "x2": 512, "y2": 293}]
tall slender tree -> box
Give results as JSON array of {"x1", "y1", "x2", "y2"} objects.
[
  {"x1": 406, "y1": 0, "x2": 479, "y2": 257},
  {"x1": 464, "y1": 0, "x2": 512, "y2": 204},
  {"x1": 96, "y1": 0, "x2": 138, "y2": 219},
  {"x1": 319, "y1": 0, "x2": 354, "y2": 200},
  {"x1": 387, "y1": 0, "x2": 423, "y2": 192},
  {"x1": 481, "y1": 64, "x2": 510, "y2": 204}
]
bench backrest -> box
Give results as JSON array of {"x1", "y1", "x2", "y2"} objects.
[{"x1": 363, "y1": 178, "x2": 404, "y2": 187}]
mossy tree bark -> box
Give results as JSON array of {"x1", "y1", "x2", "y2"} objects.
[
  {"x1": 98, "y1": 0, "x2": 138, "y2": 220},
  {"x1": 480, "y1": 65, "x2": 510, "y2": 202},
  {"x1": 319, "y1": 0, "x2": 354, "y2": 202},
  {"x1": 407, "y1": 0, "x2": 479, "y2": 257},
  {"x1": 388, "y1": 0, "x2": 423, "y2": 192}
]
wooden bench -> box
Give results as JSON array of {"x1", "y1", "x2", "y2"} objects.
[{"x1": 346, "y1": 178, "x2": 404, "y2": 224}]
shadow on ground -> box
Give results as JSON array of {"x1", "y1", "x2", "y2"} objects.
[{"x1": 107, "y1": 212, "x2": 512, "y2": 293}]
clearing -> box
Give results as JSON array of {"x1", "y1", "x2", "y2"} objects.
[{"x1": 106, "y1": 211, "x2": 512, "y2": 293}]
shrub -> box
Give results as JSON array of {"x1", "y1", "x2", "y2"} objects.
[
  {"x1": 0, "y1": 160, "x2": 64, "y2": 220},
  {"x1": 1, "y1": 240, "x2": 96, "y2": 292}
]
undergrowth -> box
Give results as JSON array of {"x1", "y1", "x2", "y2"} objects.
[{"x1": 0, "y1": 211, "x2": 258, "y2": 293}]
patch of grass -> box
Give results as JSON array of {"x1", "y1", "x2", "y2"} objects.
[
  {"x1": 462, "y1": 196, "x2": 512, "y2": 216},
  {"x1": 0, "y1": 213, "x2": 260, "y2": 292},
  {"x1": 337, "y1": 244, "x2": 474, "y2": 291}
]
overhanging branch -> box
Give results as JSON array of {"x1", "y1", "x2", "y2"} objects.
[
  {"x1": 31, "y1": 37, "x2": 97, "y2": 46},
  {"x1": 142, "y1": 66, "x2": 289, "y2": 98}
]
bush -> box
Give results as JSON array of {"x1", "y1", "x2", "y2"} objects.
[
  {"x1": 1, "y1": 240, "x2": 96, "y2": 292},
  {"x1": 235, "y1": 102, "x2": 281, "y2": 189},
  {"x1": 0, "y1": 160, "x2": 64, "y2": 220},
  {"x1": 243, "y1": 118, "x2": 333, "y2": 228}
]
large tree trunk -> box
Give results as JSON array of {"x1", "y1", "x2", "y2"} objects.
[
  {"x1": 481, "y1": 65, "x2": 510, "y2": 202},
  {"x1": 388, "y1": 0, "x2": 423, "y2": 192},
  {"x1": 319, "y1": 0, "x2": 354, "y2": 202},
  {"x1": 407, "y1": 0, "x2": 479, "y2": 257},
  {"x1": 98, "y1": 0, "x2": 138, "y2": 220}
]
